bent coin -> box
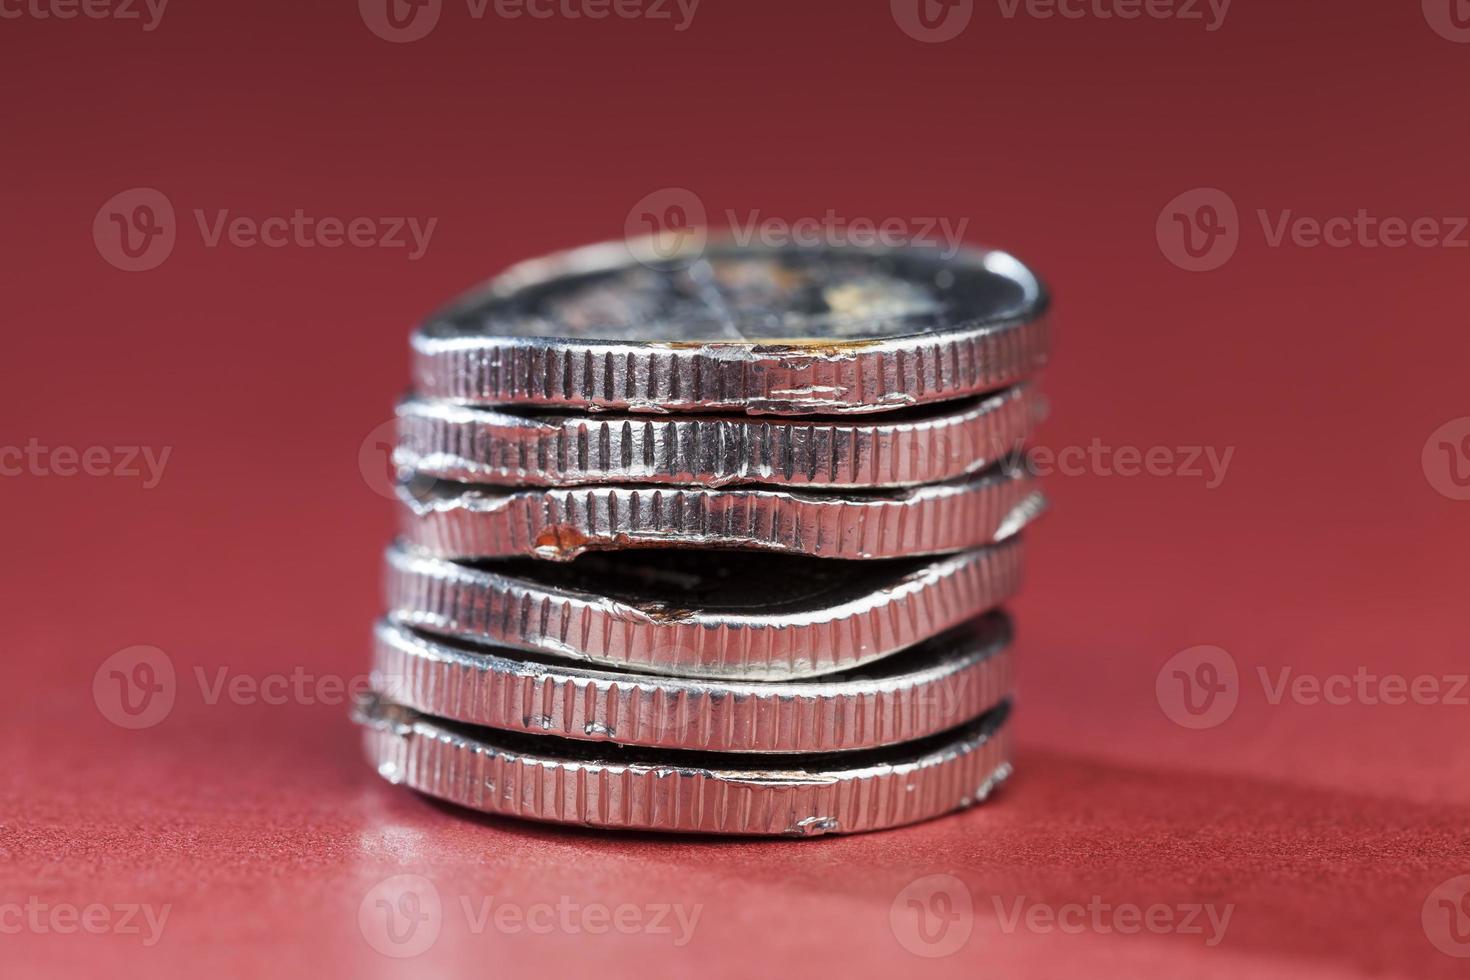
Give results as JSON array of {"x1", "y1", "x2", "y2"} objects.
[
  {"x1": 411, "y1": 239, "x2": 1049, "y2": 415},
  {"x1": 356, "y1": 693, "x2": 1013, "y2": 836},
  {"x1": 394, "y1": 384, "x2": 1043, "y2": 489},
  {"x1": 371, "y1": 613, "x2": 1013, "y2": 753},
  {"x1": 396, "y1": 463, "x2": 1044, "y2": 561},
  {"x1": 383, "y1": 539, "x2": 1023, "y2": 680}
]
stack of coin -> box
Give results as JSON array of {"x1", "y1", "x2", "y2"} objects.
[{"x1": 357, "y1": 238, "x2": 1051, "y2": 836}]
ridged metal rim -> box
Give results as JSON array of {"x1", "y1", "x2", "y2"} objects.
[
  {"x1": 383, "y1": 538, "x2": 1024, "y2": 680},
  {"x1": 394, "y1": 384, "x2": 1043, "y2": 489},
  {"x1": 356, "y1": 694, "x2": 1013, "y2": 836},
  {"x1": 410, "y1": 240, "x2": 1049, "y2": 416},
  {"x1": 396, "y1": 462, "x2": 1044, "y2": 561},
  {"x1": 370, "y1": 613, "x2": 1014, "y2": 753}
]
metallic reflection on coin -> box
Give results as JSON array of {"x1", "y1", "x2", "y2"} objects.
[
  {"x1": 356, "y1": 693, "x2": 1013, "y2": 836},
  {"x1": 371, "y1": 612, "x2": 1013, "y2": 753},
  {"x1": 383, "y1": 540, "x2": 1024, "y2": 680},
  {"x1": 395, "y1": 463, "x2": 1043, "y2": 561},
  {"x1": 395, "y1": 384, "x2": 1043, "y2": 489},
  {"x1": 412, "y1": 240, "x2": 1049, "y2": 415}
]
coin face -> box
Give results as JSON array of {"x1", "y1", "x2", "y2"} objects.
[
  {"x1": 356, "y1": 693, "x2": 1013, "y2": 836},
  {"x1": 411, "y1": 240, "x2": 1049, "y2": 415},
  {"x1": 425, "y1": 241, "x2": 1043, "y2": 345}
]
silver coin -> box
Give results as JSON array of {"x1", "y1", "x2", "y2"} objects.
[
  {"x1": 384, "y1": 539, "x2": 1023, "y2": 680},
  {"x1": 355, "y1": 693, "x2": 1013, "y2": 836},
  {"x1": 395, "y1": 384, "x2": 1043, "y2": 489},
  {"x1": 371, "y1": 613, "x2": 1013, "y2": 753},
  {"x1": 411, "y1": 240, "x2": 1049, "y2": 415},
  {"x1": 396, "y1": 463, "x2": 1043, "y2": 561}
]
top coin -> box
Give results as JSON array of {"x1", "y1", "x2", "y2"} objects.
[{"x1": 412, "y1": 239, "x2": 1050, "y2": 415}]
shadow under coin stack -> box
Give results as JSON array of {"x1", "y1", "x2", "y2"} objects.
[{"x1": 356, "y1": 238, "x2": 1051, "y2": 837}]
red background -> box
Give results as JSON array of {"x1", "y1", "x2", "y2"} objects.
[{"x1": 4, "y1": 1, "x2": 1469, "y2": 976}]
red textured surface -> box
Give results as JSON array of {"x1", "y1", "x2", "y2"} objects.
[{"x1": 4, "y1": 2, "x2": 1469, "y2": 977}]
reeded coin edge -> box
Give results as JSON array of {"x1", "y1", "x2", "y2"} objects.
[
  {"x1": 383, "y1": 538, "x2": 1024, "y2": 680},
  {"x1": 412, "y1": 315, "x2": 1049, "y2": 416},
  {"x1": 395, "y1": 464, "x2": 1044, "y2": 561},
  {"x1": 394, "y1": 384, "x2": 1044, "y2": 489},
  {"x1": 370, "y1": 614, "x2": 1014, "y2": 753},
  {"x1": 357, "y1": 695, "x2": 1014, "y2": 836}
]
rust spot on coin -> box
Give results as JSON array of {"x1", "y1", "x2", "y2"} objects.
[
  {"x1": 631, "y1": 600, "x2": 697, "y2": 624},
  {"x1": 658, "y1": 339, "x2": 882, "y2": 355},
  {"x1": 532, "y1": 525, "x2": 590, "y2": 561}
]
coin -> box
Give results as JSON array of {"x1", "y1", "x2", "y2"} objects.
[
  {"x1": 383, "y1": 539, "x2": 1023, "y2": 680},
  {"x1": 356, "y1": 693, "x2": 1013, "y2": 836},
  {"x1": 371, "y1": 612, "x2": 1013, "y2": 753},
  {"x1": 411, "y1": 240, "x2": 1049, "y2": 415},
  {"x1": 395, "y1": 463, "x2": 1043, "y2": 561},
  {"x1": 394, "y1": 384, "x2": 1042, "y2": 489}
]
